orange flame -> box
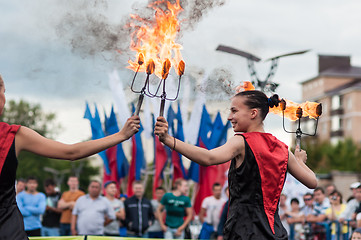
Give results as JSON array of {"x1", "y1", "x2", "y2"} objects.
[
  {"x1": 269, "y1": 99, "x2": 322, "y2": 121},
  {"x1": 237, "y1": 81, "x2": 322, "y2": 121},
  {"x1": 146, "y1": 59, "x2": 155, "y2": 75},
  {"x1": 127, "y1": 0, "x2": 184, "y2": 79},
  {"x1": 235, "y1": 81, "x2": 255, "y2": 93},
  {"x1": 162, "y1": 58, "x2": 171, "y2": 80},
  {"x1": 177, "y1": 60, "x2": 185, "y2": 76}
]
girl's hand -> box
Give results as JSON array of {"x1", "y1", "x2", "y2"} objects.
[
  {"x1": 120, "y1": 116, "x2": 140, "y2": 140},
  {"x1": 294, "y1": 146, "x2": 307, "y2": 164},
  {"x1": 154, "y1": 116, "x2": 169, "y2": 143}
]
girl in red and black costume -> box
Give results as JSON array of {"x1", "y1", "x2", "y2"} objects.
[
  {"x1": 155, "y1": 89, "x2": 318, "y2": 240},
  {"x1": 0, "y1": 76, "x2": 140, "y2": 240}
]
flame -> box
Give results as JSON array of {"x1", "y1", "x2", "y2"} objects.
[
  {"x1": 127, "y1": 0, "x2": 184, "y2": 79},
  {"x1": 162, "y1": 58, "x2": 171, "y2": 80},
  {"x1": 146, "y1": 59, "x2": 155, "y2": 75},
  {"x1": 177, "y1": 60, "x2": 185, "y2": 76},
  {"x1": 235, "y1": 81, "x2": 255, "y2": 93},
  {"x1": 269, "y1": 99, "x2": 322, "y2": 121}
]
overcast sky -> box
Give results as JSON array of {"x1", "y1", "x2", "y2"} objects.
[{"x1": 1, "y1": 0, "x2": 361, "y2": 145}]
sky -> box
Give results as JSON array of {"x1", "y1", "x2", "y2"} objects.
[{"x1": 1, "y1": 0, "x2": 361, "y2": 146}]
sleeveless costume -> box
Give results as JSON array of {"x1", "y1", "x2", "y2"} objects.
[
  {"x1": 0, "y1": 123, "x2": 28, "y2": 240},
  {"x1": 223, "y1": 132, "x2": 289, "y2": 240}
]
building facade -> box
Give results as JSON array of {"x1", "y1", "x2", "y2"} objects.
[{"x1": 300, "y1": 55, "x2": 361, "y2": 145}]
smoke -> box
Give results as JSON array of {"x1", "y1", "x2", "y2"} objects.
[
  {"x1": 196, "y1": 67, "x2": 235, "y2": 100},
  {"x1": 180, "y1": 0, "x2": 226, "y2": 31},
  {"x1": 55, "y1": 0, "x2": 227, "y2": 61}
]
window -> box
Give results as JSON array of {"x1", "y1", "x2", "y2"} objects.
[
  {"x1": 331, "y1": 116, "x2": 342, "y2": 131},
  {"x1": 331, "y1": 95, "x2": 341, "y2": 110}
]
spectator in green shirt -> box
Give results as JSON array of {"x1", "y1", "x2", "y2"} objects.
[{"x1": 157, "y1": 179, "x2": 192, "y2": 239}]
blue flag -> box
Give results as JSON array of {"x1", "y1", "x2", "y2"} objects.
[
  {"x1": 104, "y1": 106, "x2": 129, "y2": 178},
  {"x1": 187, "y1": 105, "x2": 212, "y2": 182},
  {"x1": 209, "y1": 112, "x2": 231, "y2": 149},
  {"x1": 83, "y1": 102, "x2": 111, "y2": 174}
]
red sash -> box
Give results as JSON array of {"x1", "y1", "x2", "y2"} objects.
[
  {"x1": 241, "y1": 132, "x2": 289, "y2": 234},
  {"x1": 0, "y1": 122, "x2": 20, "y2": 175}
]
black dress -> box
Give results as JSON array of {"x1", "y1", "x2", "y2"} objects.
[
  {"x1": 223, "y1": 132, "x2": 289, "y2": 240},
  {"x1": 0, "y1": 126, "x2": 28, "y2": 239}
]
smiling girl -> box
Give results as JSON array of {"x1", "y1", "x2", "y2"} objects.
[{"x1": 155, "y1": 89, "x2": 317, "y2": 239}]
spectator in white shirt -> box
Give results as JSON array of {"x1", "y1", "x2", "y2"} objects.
[
  {"x1": 198, "y1": 183, "x2": 226, "y2": 239},
  {"x1": 71, "y1": 180, "x2": 115, "y2": 236}
]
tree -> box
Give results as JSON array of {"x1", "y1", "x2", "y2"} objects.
[
  {"x1": 0, "y1": 99, "x2": 99, "y2": 191},
  {"x1": 303, "y1": 138, "x2": 361, "y2": 173}
]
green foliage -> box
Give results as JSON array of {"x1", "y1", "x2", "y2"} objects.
[
  {"x1": 303, "y1": 138, "x2": 361, "y2": 173},
  {"x1": 1, "y1": 99, "x2": 99, "y2": 192},
  {"x1": 0, "y1": 99, "x2": 59, "y2": 138}
]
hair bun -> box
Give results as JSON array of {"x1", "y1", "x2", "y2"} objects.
[{"x1": 268, "y1": 94, "x2": 280, "y2": 108}]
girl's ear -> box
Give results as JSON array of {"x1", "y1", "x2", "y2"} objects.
[{"x1": 250, "y1": 108, "x2": 259, "y2": 119}]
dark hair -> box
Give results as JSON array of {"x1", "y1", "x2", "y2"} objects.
[
  {"x1": 212, "y1": 182, "x2": 221, "y2": 189},
  {"x1": 234, "y1": 90, "x2": 280, "y2": 120},
  {"x1": 26, "y1": 176, "x2": 37, "y2": 183},
  {"x1": 353, "y1": 227, "x2": 361, "y2": 235},
  {"x1": 303, "y1": 192, "x2": 313, "y2": 198},
  {"x1": 17, "y1": 178, "x2": 26, "y2": 183},
  {"x1": 156, "y1": 187, "x2": 165, "y2": 192},
  {"x1": 290, "y1": 198, "x2": 299, "y2": 205},
  {"x1": 44, "y1": 178, "x2": 56, "y2": 187},
  {"x1": 314, "y1": 187, "x2": 325, "y2": 194},
  {"x1": 330, "y1": 190, "x2": 343, "y2": 203}
]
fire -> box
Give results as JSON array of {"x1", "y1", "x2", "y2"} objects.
[
  {"x1": 269, "y1": 99, "x2": 322, "y2": 121},
  {"x1": 127, "y1": 0, "x2": 184, "y2": 79},
  {"x1": 236, "y1": 81, "x2": 322, "y2": 121},
  {"x1": 235, "y1": 81, "x2": 255, "y2": 93}
]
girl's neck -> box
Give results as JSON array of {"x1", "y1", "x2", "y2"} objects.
[{"x1": 246, "y1": 124, "x2": 265, "y2": 133}]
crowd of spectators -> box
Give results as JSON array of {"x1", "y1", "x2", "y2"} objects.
[
  {"x1": 280, "y1": 182, "x2": 361, "y2": 240},
  {"x1": 15, "y1": 176, "x2": 230, "y2": 239},
  {"x1": 15, "y1": 175, "x2": 361, "y2": 239}
]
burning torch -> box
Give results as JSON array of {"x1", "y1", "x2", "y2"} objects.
[
  {"x1": 130, "y1": 57, "x2": 185, "y2": 116},
  {"x1": 126, "y1": 0, "x2": 185, "y2": 116},
  {"x1": 280, "y1": 99, "x2": 322, "y2": 149},
  {"x1": 147, "y1": 59, "x2": 185, "y2": 116},
  {"x1": 131, "y1": 54, "x2": 156, "y2": 116}
]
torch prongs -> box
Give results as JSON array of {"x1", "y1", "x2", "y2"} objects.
[
  {"x1": 282, "y1": 100, "x2": 322, "y2": 149},
  {"x1": 133, "y1": 57, "x2": 155, "y2": 116},
  {"x1": 166, "y1": 60, "x2": 185, "y2": 101},
  {"x1": 131, "y1": 57, "x2": 184, "y2": 116},
  {"x1": 130, "y1": 53, "x2": 145, "y2": 94},
  {"x1": 159, "y1": 59, "x2": 171, "y2": 116}
]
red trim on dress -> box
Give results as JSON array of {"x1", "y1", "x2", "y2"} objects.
[
  {"x1": 241, "y1": 132, "x2": 288, "y2": 234},
  {"x1": 0, "y1": 123, "x2": 20, "y2": 175}
]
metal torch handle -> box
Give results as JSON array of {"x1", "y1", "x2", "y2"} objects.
[
  {"x1": 296, "y1": 135, "x2": 301, "y2": 150},
  {"x1": 159, "y1": 99, "x2": 165, "y2": 117},
  {"x1": 134, "y1": 94, "x2": 144, "y2": 116}
]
